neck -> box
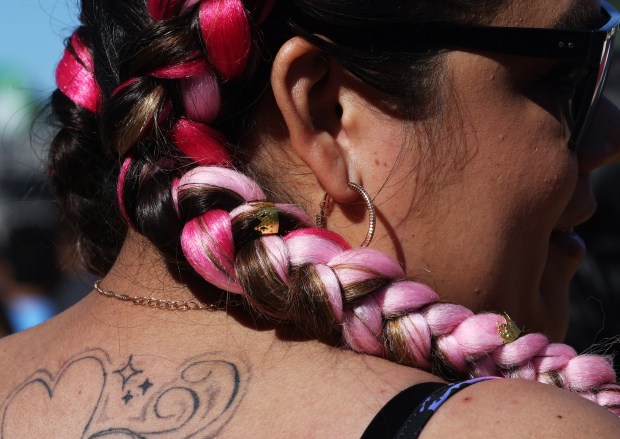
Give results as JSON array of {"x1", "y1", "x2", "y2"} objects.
[
  {"x1": 92, "y1": 231, "x2": 235, "y2": 331},
  {"x1": 91, "y1": 231, "x2": 270, "y2": 336},
  {"x1": 100, "y1": 231, "x2": 193, "y2": 302}
]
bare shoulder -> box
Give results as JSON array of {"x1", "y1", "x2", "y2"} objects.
[
  {"x1": 0, "y1": 325, "x2": 47, "y2": 385},
  {"x1": 421, "y1": 378, "x2": 620, "y2": 439}
]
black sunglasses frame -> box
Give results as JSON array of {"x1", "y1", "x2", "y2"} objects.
[
  {"x1": 416, "y1": 1, "x2": 620, "y2": 150},
  {"x1": 293, "y1": 1, "x2": 620, "y2": 150}
]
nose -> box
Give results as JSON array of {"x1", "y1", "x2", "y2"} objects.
[{"x1": 578, "y1": 97, "x2": 620, "y2": 173}]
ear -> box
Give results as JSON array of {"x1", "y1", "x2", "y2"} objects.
[{"x1": 270, "y1": 37, "x2": 357, "y2": 203}]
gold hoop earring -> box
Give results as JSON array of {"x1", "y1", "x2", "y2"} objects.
[{"x1": 316, "y1": 182, "x2": 376, "y2": 248}]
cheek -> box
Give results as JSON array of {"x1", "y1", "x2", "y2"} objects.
[
  {"x1": 401, "y1": 58, "x2": 578, "y2": 315},
  {"x1": 369, "y1": 53, "x2": 579, "y2": 334},
  {"x1": 455, "y1": 57, "x2": 576, "y2": 226}
]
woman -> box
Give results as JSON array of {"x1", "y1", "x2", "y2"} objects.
[{"x1": 1, "y1": 0, "x2": 620, "y2": 437}]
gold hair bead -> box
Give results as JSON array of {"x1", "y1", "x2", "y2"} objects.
[
  {"x1": 498, "y1": 312, "x2": 521, "y2": 344},
  {"x1": 251, "y1": 202, "x2": 279, "y2": 235}
]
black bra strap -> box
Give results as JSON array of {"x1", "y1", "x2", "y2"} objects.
[{"x1": 360, "y1": 382, "x2": 445, "y2": 439}]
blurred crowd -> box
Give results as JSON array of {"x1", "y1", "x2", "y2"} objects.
[
  {"x1": 0, "y1": 35, "x2": 618, "y2": 362},
  {"x1": 0, "y1": 73, "x2": 94, "y2": 336}
]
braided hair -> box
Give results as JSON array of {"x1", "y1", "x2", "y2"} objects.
[{"x1": 50, "y1": 0, "x2": 620, "y2": 415}]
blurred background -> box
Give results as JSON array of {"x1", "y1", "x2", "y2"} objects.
[
  {"x1": 0, "y1": 0, "x2": 89, "y2": 335},
  {"x1": 0, "y1": 1, "x2": 619, "y2": 364}
]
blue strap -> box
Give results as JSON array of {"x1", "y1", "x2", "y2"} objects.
[
  {"x1": 361, "y1": 382, "x2": 446, "y2": 439},
  {"x1": 394, "y1": 377, "x2": 497, "y2": 438}
]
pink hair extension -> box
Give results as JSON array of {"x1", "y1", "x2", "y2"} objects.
[
  {"x1": 151, "y1": 58, "x2": 208, "y2": 79},
  {"x1": 422, "y1": 302, "x2": 474, "y2": 334},
  {"x1": 56, "y1": 33, "x2": 101, "y2": 113},
  {"x1": 341, "y1": 280, "x2": 439, "y2": 360},
  {"x1": 181, "y1": 209, "x2": 244, "y2": 294},
  {"x1": 171, "y1": 178, "x2": 182, "y2": 214},
  {"x1": 376, "y1": 281, "x2": 439, "y2": 316},
  {"x1": 179, "y1": 70, "x2": 221, "y2": 123},
  {"x1": 227, "y1": 204, "x2": 300, "y2": 286},
  {"x1": 562, "y1": 355, "x2": 617, "y2": 390},
  {"x1": 531, "y1": 343, "x2": 578, "y2": 373},
  {"x1": 448, "y1": 313, "x2": 511, "y2": 355},
  {"x1": 176, "y1": 166, "x2": 266, "y2": 203},
  {"x1": 170, "y1": 119, "x2": 231, "y2": 165},
  {"x1": 285, "y1": 228, "x2": 351, "y2": 265},
  {"x1": 147, "y1": 0, "x2": 180, "y2": 21},
  {"x1": 179, "y1": 197, "x2": 316, "y2": 296},
  {"x1": 595, "y1": 386, "x2": 620, "y2": 414},
  {"x1": 117, "y1": 156, "x2": 136, "y2": 229},
  {"x1": 180, "y1": 0, "x2": 276, "y2": 26},
  {"x1": 337, "y1": 267, "x2": 620, "y2": 409},
  {"x1": 283, "y1": 229, "x2": 350, "y2": 321},
  {"x1": 173, "y1": 167, "x2": 269, "y2": 291},
  {"x1": 158, "y1": 0, "x2": 251, "y2": 79},
  {"x1": 343, "y1": 297, "x2": 385, "y2": 355},
  {"x1": 394, "y1": 313, "x2": 433, "y2": 368},
  {"x1": 197, "y1": 0, "x2": 251, "y2": 79},
  {"x1": 329, "y1": 248, "x2": 405, "y2": 285},
  {"x1": 493, "y1": 333, "x2": 550, "y2": 367},
  {"x1": 314, "y1": 264, "x2": 343, "y2": 322},
  {"x1": 113, "y1": 59, "x2": 208, "y2": 103},
  {"x1": 229, "y1": 204, "x2": 315, "y2": 286},
  {"x1": 259, "y1": 235, "x2": 290, "y2": 284}
]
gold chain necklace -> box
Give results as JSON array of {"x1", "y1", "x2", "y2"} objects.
[{"x1": 94, "y1": 280, "x2": 218, "y2": 311}]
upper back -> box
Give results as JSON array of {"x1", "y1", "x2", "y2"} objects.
[
  {"x1": 1, "y1": 294, "x2": 619, "y2": 438},
  {"x1": 0, "y1": 293, "x2": 434, "y2": 438}
]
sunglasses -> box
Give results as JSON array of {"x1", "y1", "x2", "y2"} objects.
[
  {"x1": 420, "y1": 1, "x2": 620, "y2": 150},
  {"x1": 293, "y1": 1, "x2": 620, "y2": 150}
]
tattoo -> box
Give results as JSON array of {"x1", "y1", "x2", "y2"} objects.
[
  {"x1": 113, "y1": 355, "x2": 143, "y2": 391},
  {"x1": 0, "y1": 349, "x2": 250, "y2": 438}
]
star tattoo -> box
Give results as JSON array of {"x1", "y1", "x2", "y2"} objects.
[
  {"x1": 113, "y1": 355, "x2": 143, "y2": 390},
  {"x1": 138, "y1": 378, "x2": 154, "y2": 395},
  {"x1": 122, "y1": 390, "x2": 134, "y2": 405}
]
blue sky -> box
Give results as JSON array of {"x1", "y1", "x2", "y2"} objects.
[{"x1": 0, "y1": 0, "x2": 79, "y2": 96}]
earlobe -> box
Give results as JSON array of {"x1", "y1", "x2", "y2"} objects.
[{"x1": 271, "y1": 37, "x2": 358, "y2": 203}]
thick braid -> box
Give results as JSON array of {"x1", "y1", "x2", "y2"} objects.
[
  {"x1": 305, "y1": 245, "x2": 620, "y2": 411},
  {"x1": 172, "y1": 174, "x2": 620, "y2": 413},
  {"x1": 106, "y1": 0, "x2": 259, "y2": 259}
]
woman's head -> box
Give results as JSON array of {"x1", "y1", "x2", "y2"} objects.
[
  {"x1": 50, "y1": 0, "x2": 507, "y2": 283},
  {"x1": 50, "y1": 0, "x2": 620, "y2": 406}
]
